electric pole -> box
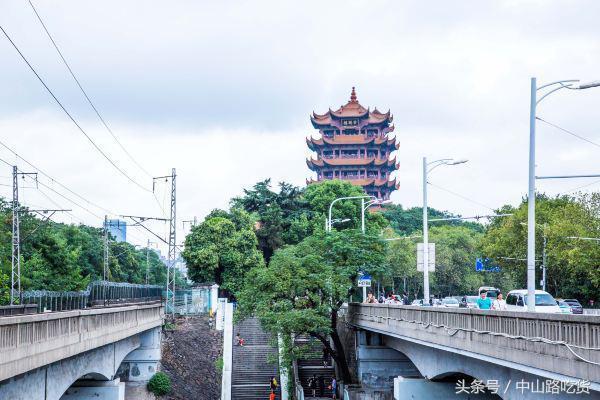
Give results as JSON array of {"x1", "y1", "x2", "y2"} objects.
[
  {"x1": 11, "y1": 167, "x2": 38, "y2": 305},
  {"x1": 145, "y1": 239, "x2": 157, "y2": 284},
  {"x1": 11, "y1": 166, "x2": 20, "y2": 305},
  {"x1": 167, "y1": 168, "x2": 177, "y2": 318},
  {"x1": 104, "y1": 215, "x2": 109, "y2": 281},
  {"x1": 151, "y1": 168, "x2": 177, "y2": 317}
]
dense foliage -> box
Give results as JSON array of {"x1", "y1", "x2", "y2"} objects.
[
  {"x1": 182, "y1": 208, "x2": 264, "y2": 295},
  {"x1": 147, "y1": 371, "x2": 172, "y2": 396},
  {"x1": 0, "y1": 199, "x2": 168, "y2": 303},
  {"x1": 237, "y1": 230, "x2": 387, "y2": 382}
]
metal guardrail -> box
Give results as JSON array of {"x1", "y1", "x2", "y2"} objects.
[
  {"x1": 0, "y1": 304, "x2": 38, "y2": 316},
  {"x1": 12, "y1": 281, "x2": 162, "y2": 313},
  {"x1": 347, "y1": 303, "x2": 600, "y2": 385}
]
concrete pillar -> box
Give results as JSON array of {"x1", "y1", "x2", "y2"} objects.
[
  {"x1": 221, "y1": 302, "x2": 233, "y2": 400},
  {"x1": 210, "y1": 284, "x2": 219, "y2": 313},
  {"x1": 122, "y1": 328, "x2": 161, "y2": 382},
  {"x1": 216, "y1": 298, "x2": 227, "y2": 331},
  {"x1": 277, "y1": 334, "x2": 289, "y2": 400},
  {"x1": 60, "y1": 378, "x2": 124, "y2": 400}
]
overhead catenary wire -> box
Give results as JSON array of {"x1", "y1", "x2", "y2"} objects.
[
  {"x1": 0, "y1": 25, "x2": 152, "y2": 193},
  {"x1": 0, "y1": 139, "x2": 115, "y2": 215},
  {"x1": 537, "y1": 117, "x2": 600, "y2": 150},
  {"x1": 427, "y1": 181, "x2": 496, "y2": 212},
  {"x1": 27, "y1": 0, "x2": 153, "y2": 179}
]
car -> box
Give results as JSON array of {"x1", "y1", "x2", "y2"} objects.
[
  {"x1": 460, "y1": 295, "x2": 479, "y2": 308},
  {"x1": 564, "y1": 299, "x2": 583, "y2": 314},
  {"x1": 555, "y1": 299, "x2": 573, "y2": 314},
  {"x1": 505, "y1": 290, "x2": 562, "y2": 313},
  {"x1": 441, "y1": 298, "x2": 460, "y2": 308},
  {"x1": 410, "y1": 299, "x2": 432, "y2": 307}
]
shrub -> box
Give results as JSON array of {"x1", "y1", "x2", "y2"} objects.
[
  {"x1": 148, "y1": 372, "x2": 172, "y2": 396},
  {"x1": 214, "y1": 356, "x2": 223, "y2": 374}
]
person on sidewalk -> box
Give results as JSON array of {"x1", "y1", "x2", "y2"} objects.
[
  {"x1": 322, "y1": 347, "x2": 329, "y2": 367},
  {"x1": 477, "y1": 290, "x2": 492, "y2": 310},
  {"x1": 330, "y1": 377, "x2": 337, "y2": 399},
  {"x1": 318, "y1": 375, "x2": 325, "y2": 397},
  {"x1": 492, "y1": 292, "x2": 507, "y2": 311},
  {"x1": 308, "y1": 374, "x2": 317, "y2": 398}
]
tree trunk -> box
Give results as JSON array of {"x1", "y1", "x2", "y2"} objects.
[{"x1": 329, "y1": 310, "x2": 353, "y2": 383}]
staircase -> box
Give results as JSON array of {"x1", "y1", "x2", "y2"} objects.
[
  {"x1": 295, "y1": 336, "x2": 335, "y2": 399},
  {"x1": 232, "y1": 318, "x2": 281, "y2": 400}
]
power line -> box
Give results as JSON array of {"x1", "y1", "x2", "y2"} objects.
[
  {"x1": 27, "y1": 0, "x2": 153, "y2": 179},
  {"x1": 0, "y1": 139, "x2": 115, "y2": 215},
  {"x1": 427, "y1": 181, "x2": 496, "y2": 212},
  {"x1": 0, "y1": 25, "x2": 151, "y2": 193},
  {"x1": 537, "y1": 117, "x2": 600, "y2": 150}
]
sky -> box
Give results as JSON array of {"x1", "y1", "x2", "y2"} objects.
[{"x1": 1, "y1": 0, "x2": 600, "y2": 252}]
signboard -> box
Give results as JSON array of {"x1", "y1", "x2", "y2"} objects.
[
  {"x1": 417, "y1": 243, "x2": 435, "y2": 272},
  {"x1": 357, "y1": 272, "x2": 372, "y2": 288},
  {"x1": 476, "y1": 258, "x2": 501, "y2": 272}
]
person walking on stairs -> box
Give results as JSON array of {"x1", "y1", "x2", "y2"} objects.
[
  {"x1": 269, "y1": 376, "x2": 278, "y2": 394},
  {"x1": 308, "y1": 374, "x2": 317, "y2": 398},
  {"x1": 330, "y1": 377, "x2": 337, "y2": 399}
]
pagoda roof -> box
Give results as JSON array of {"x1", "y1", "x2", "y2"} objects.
[
  {"x1": 306, "y1": 177, "x2": 399, "y2": 189},
  {"x1": 311, "y1": 87, "x2": 392, "y2": 127},
  {"x1": 306, "y1": 135, "x2": 399, "y2": 150},
  {"x1": 306, "y1": 156, "x2": 398, "y2": 170}
]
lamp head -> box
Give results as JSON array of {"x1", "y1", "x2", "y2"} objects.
[
  {"x1": 577, "y1": 81, "x2": 600, "y2": 90},
  {"x1": 448, "y1": 159, "x2": 468, "y2": 165}
]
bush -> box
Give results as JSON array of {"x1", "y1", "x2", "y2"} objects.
[
  {"x1": 148, "y1": 372, "x2": 172, "y2": 396},
  {"x1": 214, "y1": 356, "x2": 223, "y2": 374}
]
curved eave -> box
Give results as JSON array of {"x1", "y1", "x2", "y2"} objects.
[{"x1": 306, "y1": 158, "x2": 324, "y2": 171}]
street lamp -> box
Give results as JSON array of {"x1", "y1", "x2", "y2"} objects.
[
  {"x1": 361, "y1": 198, "x2": 391, "y2": 233},
  {"x1": 566, "y1": 236, "x2": 600, "y2": 242},
  {"x1": 327, "y1": 195, "x2": 373, "y2": 232},
  {"x1": 527, "y1": 78, "x2": 600, "y2": 311},
  {"x1": 422, "y1": 157, "x2": 468, "y2": 302}
]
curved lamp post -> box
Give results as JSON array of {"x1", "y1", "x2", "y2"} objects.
[
  {"x1": 422, "y1": 158, "x2": 468, "y2": 302},
  {"x1": 527, "y1": 78, "x2": 600, "y2": 311}
]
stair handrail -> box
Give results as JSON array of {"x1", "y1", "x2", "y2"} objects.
[{"x1": 292, "y1": 358, "x2": 304, "y2": 400}]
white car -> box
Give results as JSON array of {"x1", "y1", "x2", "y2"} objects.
[
  {"x1": 441, "y1": 298, "x2": 460, "y2": 308},
  {"x1": 505, "y1": 290, "x2": 562, "y2": 313}
]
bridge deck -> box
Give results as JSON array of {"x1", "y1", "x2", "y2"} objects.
[{"x1": 0, "y1": 302, "x2": 164, "y2": 382}]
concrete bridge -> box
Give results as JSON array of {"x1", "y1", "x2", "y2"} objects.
[
  {"x1": 0, "y1": 302, "x2": 163, "y2": 400},
  {"x1": 345, "y1": 303, "x2": 600, "y2": 400}
]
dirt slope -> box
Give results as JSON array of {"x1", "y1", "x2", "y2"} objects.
[{"x1": 161, "y1": 316, "x2": 223, "y2": 400}]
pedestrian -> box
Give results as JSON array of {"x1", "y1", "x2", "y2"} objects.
[
  {"x1": 319, "y1": 375, "x2": 325, "y2": 397},
  {"x1": 308, "y1": 374, "x2": 317, "y2": 398},
  {"x1": 269, "y1": 391, "x2": 276, "y2": 400},
  {"x1": 429, "y1": 297, "x2": 433, "y2": 306},
  {"x1": 492, "y1": 292, "x2": 507, "y2": 311},
  {"x1": 403, "y1": 292, "x2": 410, "y2": 305},
  {"x1": 330, "y1": 377, "x2": 337, "y2": 399},
  {"x1": 476, "y1": 290, "x2": 492, "y2": 310},
  {"x1": 322, "y1": 347, "x2": 328, "y2": 367},
  {"x1": 235, "y1": 332, "x2": 245, "y2": 346},
  {"x1": 364, "y1": 291, "x2": 378, "y2": 304},
  {"x1": 270, "y1": 376, "x2": 278, "y2": 393},
  {"x1": 385, "y1": 292, "x2": 394, "y2": 304}
]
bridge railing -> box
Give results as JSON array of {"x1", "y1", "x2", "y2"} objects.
[
  {"x1": 348, "y1": 303, "x2": 600, "y2": 348},
  {"x1": 347, "y1": 303, "x2": 600, "y2": 383},
  {"x1": 0, "y1": 302, "x2": 164, "y2": 382},
  {"x1": 16, "y1": 281, "x2": 162, "y2": 313}
]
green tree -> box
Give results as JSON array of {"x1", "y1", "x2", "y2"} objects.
[
  {"x1": 231, "y1": 179, "x2": 309, "y2": 262},
  {"x1": 480, "y1": 194, "x2": 600, "y2": 302},
  {"x1": 182, "y1": 208, "x2": 263, "y2": 295},
  {"x1": 238, "y1": 230, "x2": 387, "y2": 383}
]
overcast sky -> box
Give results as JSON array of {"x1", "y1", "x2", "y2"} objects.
[{"x1": 1, "y1": 0, "x2": 600, "y2": 251}]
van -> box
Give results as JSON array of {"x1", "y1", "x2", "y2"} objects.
[{"x1": 505, "y1": 290, "x2": 562, "y2": 313}]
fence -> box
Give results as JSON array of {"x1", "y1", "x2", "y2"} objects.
[
  {"x1": 15, "y1": 281, "x2": 162, "y2": 313},
  {"x1": 164, "y1": 286, "x2": 212, "y2": 315}
]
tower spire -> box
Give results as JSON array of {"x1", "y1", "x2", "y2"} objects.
[{"x1": 350, "y1": 86, "x2": 357, "y2": 102}]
